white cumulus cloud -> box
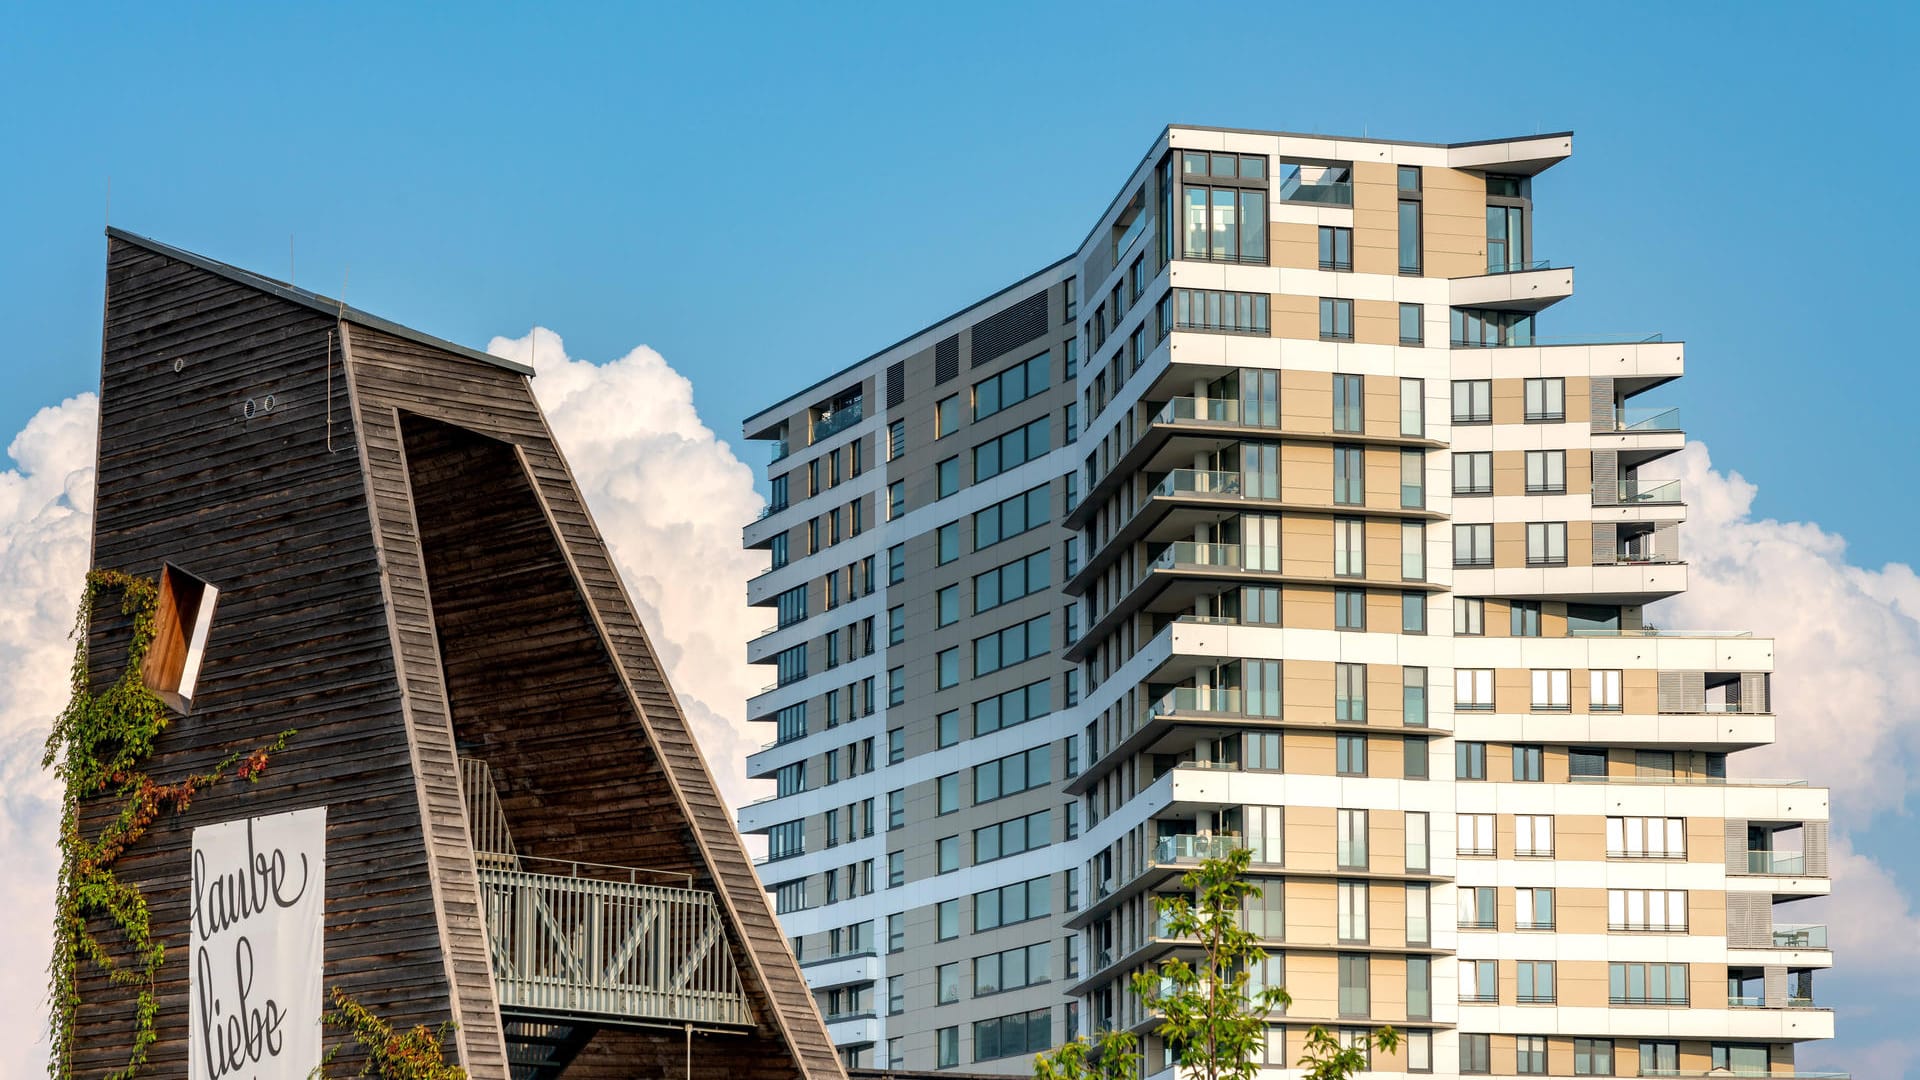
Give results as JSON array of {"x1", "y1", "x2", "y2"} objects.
[{"x1": 0, "y1": 393, "x2": 101, "y2": 1077}]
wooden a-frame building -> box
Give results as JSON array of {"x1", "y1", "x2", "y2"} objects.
[{"x1": 72, "y1": 228, "x2": 842, "y2": 1080}]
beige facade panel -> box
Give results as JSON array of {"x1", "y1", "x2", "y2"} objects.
[
  {"x1": 1284, "y1": 584, "x2": 1336, "y2": 631},
  {"x1": 1421, "y1": 166, "x2": 1487, "y2": 279},
  {"x1": 1281, "y1": 442, "x2": 1334, "y2": 504},
  {"x1": 1274, "y1": 293, "x2": 1319, "y2": 342},
  {"x1": 1355, "y1": 300, "x2": 1398, "y2": 347},
  {"x1": 1285, "y1": 658, "x2": 1336, "y2": 715},
  {"x1": 1364, "y1": 377, "x2": 1403, "y2": 440},
  {"x1": 1351, "y1": 162, "x2": 1399, "y2": 277},
  {"x1": 1288, "y1": 804, "x2": 1337, "y2": 873},
  {"x1": 1272, "y1": 221, "x2": 1318, "y2": 272}
]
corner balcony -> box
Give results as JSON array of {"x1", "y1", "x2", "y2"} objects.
[
  {"x1": 1066, "y1": 467, "x2": 1444, "y2": 595},
  {"x1": 1068, "y1": 678, "x2": 1449, "y2": 795},
  {"x1": 1067, "y1": 538, "x2": 1444, "y2": 661},
  {"x1": 1453, "y1": 558, "x2": 1687, "y2": 605},
  {"x1": 1729, "y1": 923, "x2": 1834, "y2": 969},
  {"x1": 1065, "y1": 393, "x2": 1441, "y2": 533},
  {"x1": 1449, "y1": 260, "x2": 1575, "y2": 313},
  {"x1": 1592, "y1": 403, "x2": 1686, "y2": 465}
]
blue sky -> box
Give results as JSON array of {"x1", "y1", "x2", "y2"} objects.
[{"x1": 3, "y1": 2, "x2": 1917, "y2": 1074}]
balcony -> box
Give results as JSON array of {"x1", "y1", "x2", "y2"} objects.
[
  {"x1": 478, "y1": 860, "x2": 754, "y2": 1029},
  {"x1": 1154, "y1": 467, "x2": 1242, "y2": 499},
  {"x1": 1770, "y1": 923, "x2": 1829, "y2": 949},
  {"x1": 1610, "y1": 405, "x2": 1682, "y2": 432},
  {"x1": 1449, "y1": 262, "x2": 1574, "y2": 312},
  {"x1": 810, "y1": 398, "x2": 863, "y2": 444},
  {"x1": 1277, "y1": 163, "x2": 1352, "y2": 206}
]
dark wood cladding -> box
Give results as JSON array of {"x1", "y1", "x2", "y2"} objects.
[
  {"x1": 80, "y1": 238, "x2": 473, "y2": 1078},
  {"x1": 79, "y1": 229, "x2": 839, "y2": 1080},
  {"x1": 344, "y1": 323, "x2": 842, "y2": 1080}
]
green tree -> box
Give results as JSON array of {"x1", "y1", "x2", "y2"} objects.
[{"x1": 1031, "y1": 846, "x2": 1396, "y2": 1080}]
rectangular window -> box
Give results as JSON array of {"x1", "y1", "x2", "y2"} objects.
[
  {"x1": 1452, "y1": 451, "x2": 1492, "y2": 495},
  {"x1": 1458, "y1": 885, "x2": 1495, "y2": 928},
  {"x1": 973, "y1": 679, "x2": 1050, "y2": 736},
  {"x1": 1608, "y1": 888, "x2": 1688, "y2": 931},
  {"x1": 887, "y1": 666, "x2": 904, "y2": 707},
  {"x1": 1591, "y1": 669, "x2": 1623, "y2": 710},
  {"x1": 974, "y1": 550, "x2": 1050, "y2": 614},
  {"x1": 1513, "y1": 744, "x2": 1546, "y2": 781},
  {"x1": 1609, "y1": 962, "x2": 1689, "y2": 1005},
  {"x1": 1517, "y1": 963, "x2": 1556, "y2": 1005},
  {"x1": 1531, "y1": 670, "x2": 1571, "y2": 711},
  {"x1": 1337, "y1": 881, "x2": 1369, "y2": 942},
  {"x1": 1181, "y1": 181, "x2": 1268, "y2": 264},
  {"x1": 1511, "y1": 599, "x2": 1542, "y2": 636},
  {"x1": 1398, "y1": 198, "x2": 1422, "y2": 275},
  {"x1": 973, "y1": 942, "x2": 1049, "y2": 996},
  {"x1": 1516, "y1": 886, "x2": 1556, "y2": 929},
  {"x1": 973, "y1": 613, "x2": 1050, "y2": 676},
  {"x1": 1573, "y1": 1038, "x2": 1614, "y2": 1076},
  {"x1": 1401, "y1": 592, "x2": 1426, "y2": 634},
  {"x1": 1335, "y1": 663, "x2": 1366, "y2": 722},
  {"x1": 1174, "y1": 287, "x2": 1271, "y2": 334},
  {"x1": 1336, "y1": 733, "x2": 1367, "y2": 776},
  {"x1": 935, "y1": 395, "x2": 959, "y2": 438},
  {"x1": 1336, "y1": 809, "x2": 1368, "y2": 870},
  {"x1": 1459, "y1": 1033, "x2": 1490, "y2": 1074},
  {"x1": 1454, "y1": 523, "x2": 1494, "y2": 567},
  {"x1": 1335, "y1": 588, "x2": 1366, "y2": 631},
  {"x1": 1333, "y1": 445, "x2": 1365, "y2": 505},
  {"x1": 1398, "y1": 303, "x2": 1424, "y2": 346},
  {"x1": 937, "y1": 898, "x2": 958, "y2": 940},
  {"x1": 1400, "y1": 449, "x2": 1425, "y2": 509},
  {"x1": 973, "y1": 352, "x2": 1050, "y2": 421},
  {"x1": 1319, "y1": 297, "x2": 1354, "y2": 342},
  {"x1": 1570, "y1": 747, "x2": 1608, "y2": 777},
  {"x1": 1403, "y1": 735, "x2": 1428, "y2": 778},
  {"x1": 1525, "y1": 449, "x2": 1566, "y2": 494},
  {"x1": 937, "y1": 709, "x2": 960, "y2": 748},
  {"x1": 1516, "y1": 814, "x2": 1554, "y2": 855},
  {"x1": 887, "y1": 605, "x2": 905, "y2": 645},
  {"x1": 1456, "y1": 742, "x2": 1488, "y2": 780},
  {"x1": 1318, "y1": 225, "x2": 1353, "y2": 271},
  {"x1": 973, "y1": 810, "x2": 1050, "y2": 864},
  {"x1": 887, "y1": 728, "x2": 904, "y2": 765},
  {"x1": 1524, "y1": 377, "x2": 1566, "y2": 421},
  {"x1": 973, "y1": 745, "x2": 1050, "y2": 804},
  {"x1": 1403, "y1": 667, "x2": 1428, "y2": 726},
  {"x1": 1405, "y1": 811, "x2": 1430, "y2": 872},
  {"x1": 1640, "y1": 1042, "x2": 1678, "y2": 1076},
  {"x1": 936, "y1": 1027, "x2": 959, "y2": 1069},
  {"x1": 1516, "y1": 1034, "x2": 1549, "y2": 1074},
  {"x1": 887, "y1": 481, "x2": 904, "y2": 520},
  {"x1": 1338, "y1": 954, "x2": 1370, "y2": 1018},
  {"x1": 971, "y1": 1007, "x2": 1052, "y2": 1062},
  {"x1": 889, "y1": 543, "x2": 906, "y2": 583},
  {"x1": 971, "y1": 416, "x2": 1050, "y2": 483},
  {"x1": 1454, "y1": 597, "x2": 1484, "y2": 635},
  {"x1": 1456, "y1": 669, "x2": 1494, "y2": 710},
  {"x1": 1401, "y1": 521, "x2": 1426, "y2": 581},
  {"x1": 937, "y1": 456, "x2": 960, "y2": 498},
  {"x1": 937, "y1": 772, "x2": 960, "y2": 814},
  {"x1": 1407, "y1": 1030, "x2": 1433, "y2": 1073},
  {"x1": 974, "y1": 876, "x2": 1050, "y2": 931},
  {"x1": 1334, "y1": 517, "x2": 1365, "y2": 577},
  {"x1": 972, "y1": 484, "x2": 1050, "y2": 551},
  {"x1": 1332, "y1": 373, "x2": 1364, "y2": 432},
  {"x1": 888, "y1": 789, "x2": 904, "y2": 830},
  {"x1": 1451, "y1": 379, "x2": 1492, "y2": 423},
  {"x1": 1406, "y1": 884, "x2": 1430, "y2": 949},
  {"x1": 1460, "y1": 959, "x2": 1498, "y2": 1004},
  {"x1": 1459, "y1": 813, "x2": 1495, "y2": 856},
  {"x1": 1607, "y1": 816, "x2": 1687, "y2": 858}
]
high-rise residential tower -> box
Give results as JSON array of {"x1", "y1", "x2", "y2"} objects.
[{"x1": 738, "y1": 126, "x2": 1835, "y2": 1078}]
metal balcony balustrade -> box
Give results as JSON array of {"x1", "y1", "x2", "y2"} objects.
[{"x1": 459, "y1": 759, "x2": 755, "y2": 1040}]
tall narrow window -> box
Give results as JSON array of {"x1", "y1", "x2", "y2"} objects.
[
  {"x1": 1334, "y1": 518, "x2": 1365, "y2": 577},
  {"x1": 1332, "y1": 374, "x2": 1364, "y2": 432},
  {"x1": 1398, "y1": 303, "x2": 1424, "y2": 347},
  {"x1": 1400, "y1": 450, "x2": 1425, "y2": 509},
  {"x1": 1398, "y1": 173, "x2": 1423, "y2": 276},
  {"x1": 1399, "y1": 377, "x2": 1424, "y2": 436},
  {"x1": 1334, "y1": 445, "x2": 1365, "y2": 505}
]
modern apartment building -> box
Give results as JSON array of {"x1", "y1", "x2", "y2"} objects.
[{"x1": 738, "y1": 125, "x2": 1836, "y2": 1079}]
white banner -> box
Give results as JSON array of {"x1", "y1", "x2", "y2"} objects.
[{"x1": 188, "y1": 806, "x2": 326, "y2": 1080}]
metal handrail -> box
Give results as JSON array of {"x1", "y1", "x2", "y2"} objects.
[{"x1": 476, "y1": 863, "x2": 751, "y2": 1027}]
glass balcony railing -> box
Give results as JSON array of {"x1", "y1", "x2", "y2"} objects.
[
  {"x1": 1728, "y1": 994, "x2": 1766, "y2": 1008},
  {"x1": 1614, "y1": 405, "x2": 1681, "y2": 432},
  {"x1": 1571, "y1": 775, "x2": 1807, "y2": 787},
  {"x1": 1484, "y1": 258, "x2": 1554, "y2": 274},
  {"x1": 1150, "y1": 686, "x2": 1244, "y2": 717},
  {"x1": 1155, "y1": 834, "x2": 1245, "y2": 863},
  {"x1": 1152, "y1": 542, "x2": 1242, "y2": 571},
  {"x1": 1152, "y1": 468, "x2": 1243, "y2": 498},
  {"x1": 1748, "y1": 850, "x2": 1808, "y2": 875},
  {"x1": 1616, "y1": 478, "x2": 1682, "y2": 504},
  {"x1": 811, "y1": 399, "x2": 864, "y2": 443},
  {"x1": 1771, "y1": 924, "x2": 1828, "y2": 948},
  {"x1": 1154, "y1": 397, "x2": 1243, "y2": 426},
  {"x1": 770, "y1": 439, "x2": 791, "y2": 463},
  {"x1": 1279, "y1": 178, "x2": 1353, "y2": 206}
]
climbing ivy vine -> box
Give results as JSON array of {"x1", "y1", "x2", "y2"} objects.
[
  {"x1": 316, "y1": 988, "x2": 466, "y2": 1080},
  {"x1": 43, "y1": 569, "x2": 291, "y2": 1080}
]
